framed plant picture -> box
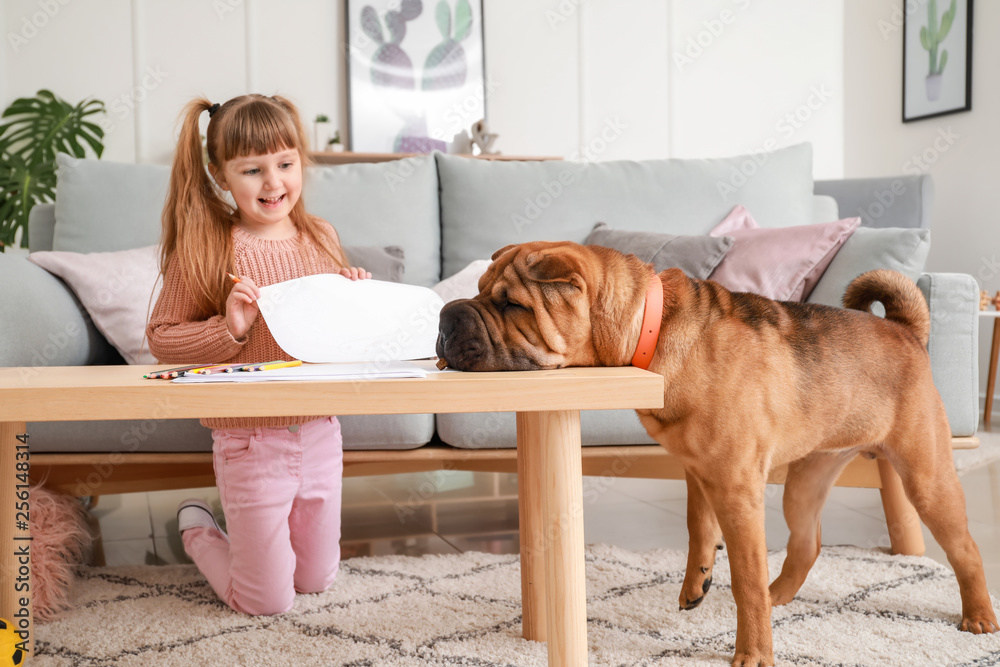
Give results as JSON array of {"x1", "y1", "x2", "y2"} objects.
[
  {"x1": 345, "y1": 0, "x2": 487, "y2": 153},
  {"x1": 903, "y1": 0, "x2": 973, "y2": 123}
]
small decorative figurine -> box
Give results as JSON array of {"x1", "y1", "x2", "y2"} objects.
[
  {"x1": 471, "y1": 119, "x2": 500, "y2": 156},
  {"x1": 981, "y1": 290, "x2": 990, "y2": 311}
]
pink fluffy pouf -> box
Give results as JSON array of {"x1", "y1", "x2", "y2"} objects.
[{"x1": 28, "y1": 485, "x2": 93, "y2": 621}]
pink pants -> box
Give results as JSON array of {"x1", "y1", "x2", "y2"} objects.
[{"x1": 182, "y1": 416, "x2": 343, "y2": 615}]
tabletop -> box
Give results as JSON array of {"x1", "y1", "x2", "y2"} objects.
[{"x1": 0, "y1": 361, "x2": 664, "y2": 422}]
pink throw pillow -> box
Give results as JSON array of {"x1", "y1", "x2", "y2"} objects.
[
  {"x1": 707, "y1": 206, "x2": 860, "y2": 301},
  {"x1": 28, "y1": 245, "x2": 162, "y2": 364}
]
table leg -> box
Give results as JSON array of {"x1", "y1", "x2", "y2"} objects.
[
  {"x1": 517, "y1": 410, "x2": 587, "y2": 666},
  {"x1": 0, "y1": 422, "x2": 31, "y2": 659},
  {"x1": 985, "y1": 319, "x2": 1000, "y2": 427},
  {"x1": 516, "y1": 412, "x2": 547, "y2": 642},
  {"x1": 877, "y1": 458, "x2": 925, "y2": 556}
]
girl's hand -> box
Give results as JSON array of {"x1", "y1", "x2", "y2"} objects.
[
  {"x1": 226, "y1": 276, "x2": 261, "y2": 339},
  {"x1": 340, "y1": 266, "x2": 372, "y2": 281}
]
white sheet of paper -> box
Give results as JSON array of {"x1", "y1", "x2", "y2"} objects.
[
  {"x1": 256, "y1": 274, "x2": 444, "y2": 363},
  {"x1": 171, "y1": 361, "x2": 428, "y2": 383}
]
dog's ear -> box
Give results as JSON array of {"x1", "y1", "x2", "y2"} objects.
[
  {"x1": 491, "y1": 245, "x2": 518, "y2": 261},
  {"x1": 524, "y1": 251, "x2": 584, "y2": 290}
]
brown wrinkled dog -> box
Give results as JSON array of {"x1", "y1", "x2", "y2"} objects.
[{"x1": 435, "y1": 241, "x2": 999, "y2": 667}]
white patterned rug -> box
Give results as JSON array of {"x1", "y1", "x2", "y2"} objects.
[{"x1": 34, "y1": 544, "x2": 1000, "y2": 667}]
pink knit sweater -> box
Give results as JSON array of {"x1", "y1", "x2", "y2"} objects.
[{"x1": 146, "y1": 224, "x2": 340, "y2": 429}]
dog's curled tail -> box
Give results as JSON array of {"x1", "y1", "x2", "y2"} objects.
[{"x1": 842, "y1": 269, "x2": 929, "y2": 347}]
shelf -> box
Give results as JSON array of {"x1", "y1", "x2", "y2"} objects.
[{"x1": 309, "y1": 151, "x2": 562, "y2": 165}]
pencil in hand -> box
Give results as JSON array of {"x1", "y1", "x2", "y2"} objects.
[{"x1": 227, "y1": 272, "x2": 241, "y2": 284}]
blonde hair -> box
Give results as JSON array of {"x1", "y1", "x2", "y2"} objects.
[{"x1": 159, "y1": 94, "x2": 347, "y2": 316}]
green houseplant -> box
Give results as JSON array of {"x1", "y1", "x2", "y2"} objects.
[
  {"x1": 920, "y1": 0, "x2": 956, "y2": 101},
  {"x1": 0, "y1": 90, "x2": 105, "y2": 251}
]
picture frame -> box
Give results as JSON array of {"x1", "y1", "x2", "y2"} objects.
[
  {"x1": 903, "y1": 0, "x2": 973, "y2": 123},
  {"x1": 345, "y1": 0, "x2": 487, "y2": 153}
]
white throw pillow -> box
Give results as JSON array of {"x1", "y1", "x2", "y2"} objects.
[
  {"x1": 28, "y1": 246, "x2": 161, "y2": 364},
  {"x1": 432, "y1": 260, "x2": 491, "y2": 303}
]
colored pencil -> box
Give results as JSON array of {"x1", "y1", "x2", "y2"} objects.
[
  {"x1": 227, "y1": 272, "x2": 241, "y2": 284},
  {"x1": 144, "y1": 364, "x2": 212, "y2": 379},
  {"x1": 241, "y1": 359, "x2": 303, "y2": 372},
  {"x1": 189, "y1": 363, "x2": 246, "y2": 375}
]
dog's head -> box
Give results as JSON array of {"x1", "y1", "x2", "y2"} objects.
[{"x1": 435, "y1": 241, "x2": 650, "y2": 371}]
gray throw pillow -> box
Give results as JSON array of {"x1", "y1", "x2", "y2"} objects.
[
  {"x1": 343, "y1": 245, "x2": 405, "y2": 283},
  {"x1": 584, "y1": 222, "x2": 734, "y2": 279},
  {"x1": 806, "y1": 227, "x2": 931, "y2": 307}
]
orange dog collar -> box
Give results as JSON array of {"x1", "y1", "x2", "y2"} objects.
[{"x1": 630, "y1": 273, "x2": 663, "y2": 370}]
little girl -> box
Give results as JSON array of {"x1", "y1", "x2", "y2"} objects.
[{"x1": 146, "y1": 94, "x2": 370, "y2": 616}]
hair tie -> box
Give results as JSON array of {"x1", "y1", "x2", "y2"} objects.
[{"x1": 208, "y1": 103, "x2": 220, "y2": 117}]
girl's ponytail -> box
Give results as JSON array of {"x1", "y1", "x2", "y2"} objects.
[{"x1": 160, "y1": 98, "x2": 234, "y2": 316}]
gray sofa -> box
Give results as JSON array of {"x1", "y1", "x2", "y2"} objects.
[{"x1": 1, "y1": 143, "x2": 979, "y2": 462}]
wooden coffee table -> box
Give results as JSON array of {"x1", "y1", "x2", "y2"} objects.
[{"x1": 0, "y1": 361, "x2": 663, "y2": 665}]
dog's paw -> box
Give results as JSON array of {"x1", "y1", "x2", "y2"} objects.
[
  {"x1": 730, "y1": 651, "x2": 774, "y2": 667},
  {"x1": 768, "y1": 577, "x2": 798, "y2": 607},
  {"x1": 959, "y1": 614, "x2": 1000, "y2": 634},
  {"x1": 678, "y1": 573, "x2": 713, "y2": 610}
]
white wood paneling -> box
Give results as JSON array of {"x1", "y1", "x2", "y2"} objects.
[
  {"x1": 140, "y1": 0, "x2": 248, "y2": 164},
  {"x1": 2, "y1": 2, "x2": 843, "y2": 172},
  {"x1": 4, "y1": 0, "x2": 136, "y2": 162},
  {"x1": 482, "y1": 0, "x2": 581, "y2": 159},
  {"x1": 252, "y1": 0, "x2": 343, "y2": 149},
  {"x1": 669, "y1": 0, "x2": 843, "y2": 179},
  {"x1": 579, "y1": 0, "x2": 670, "y2": 161}
]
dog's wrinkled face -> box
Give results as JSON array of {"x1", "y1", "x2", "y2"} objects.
[{"x1": 436, "y1": 241, "x2": 635, "y2": 371}]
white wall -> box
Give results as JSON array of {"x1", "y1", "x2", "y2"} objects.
[
  {"x1": 669, "y1": 0, "x2": 844, "y2": 179},
  {"x1": 843, "y1": 0, "x2": 1000, "y2": 403},
  {"x1": 2, "y1": 0, "x2": 843, "y2": 176}
]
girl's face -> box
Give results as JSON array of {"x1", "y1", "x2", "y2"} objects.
[{"x1": 214, "y1": 148, "x2": 303, "y2": 239}]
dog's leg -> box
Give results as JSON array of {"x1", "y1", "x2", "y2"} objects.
[
  {"x1": 769, "y1": 451, "x2": 854, "y2": 606},
  {"x1": 887, "y1": 425, "x2": 1000, "y2": 634},
  {"x1": 679, "y1": 470, "x2": 723, "y2": 610},
  {"x1": 699, "y1": 471, "x2": 774, "y2": 667}
]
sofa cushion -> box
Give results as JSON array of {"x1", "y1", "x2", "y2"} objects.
[
  {"x1": 52, "y1": 153, "x2": 439, "y2": 287},
  {"x1": 304, "y1": 156, "x2": 440, "y2": 287},
  {"x1": 28, "y1": 414, "x2": 435, "y2": 456},
  {"x1": 436, "y1": 409, "x2": 656, "y2": 450},
  {"x1": 432, "y1": 259, "x2": 491, "y2": 303},
  {"x1": 26, "y1": 244, "x2": 407, "y2": 366},
  {"x1": 53, "y1": 153, "x2": 169, "y2": 253},
  {"x1": 584, "y1": 222, "x2": 733, "y2": 279},
  {"x1": 343, "y1": 246, "x2": 405, "y2": 283},
  {"x1": 707, "y1": 206, "x2": 860, "y2": 301},
  {"x1": 436, "y1": 143, "x2": 815, "y2": 278},
  {"x1": 807, "y1": 227, "x2": 931, "y2": 307}
]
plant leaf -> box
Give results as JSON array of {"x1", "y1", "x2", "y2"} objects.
[
  {"x1": 454, "y1": 0, "x2": 472, "y2": 41},
  {"x1": 0, "y1": 90, "x2": 105, "y2": 250},
  {"x1": 436, "y1": 1, "x2": 451, "y2": 38}
]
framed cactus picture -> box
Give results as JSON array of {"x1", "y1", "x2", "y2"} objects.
[
  {"x1": 903, "y1": 0, "x2": 973, "y2": 122},
  {"x1": 346, "y1": 0, "x2": 487, "y2": 153}
]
